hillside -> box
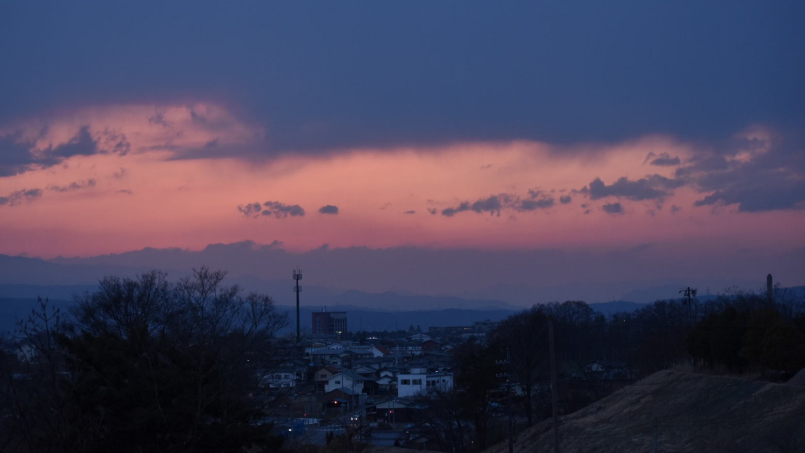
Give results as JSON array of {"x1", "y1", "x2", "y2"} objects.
[{"x1": 485, "y1": 370, "x2": 805, "y2": 453}]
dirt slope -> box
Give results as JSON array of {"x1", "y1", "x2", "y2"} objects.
[{"x1": 484, "y1": 370, "x2": 805, "y2": 453}]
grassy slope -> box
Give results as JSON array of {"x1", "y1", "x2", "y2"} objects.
[{"x1": 485, "y1": 370, "x2": 805, "y2": 453}]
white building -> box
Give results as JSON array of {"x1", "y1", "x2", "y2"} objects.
[
  {"x1": 324, "y1": 371, "x2": 366, "y2": 394},
  {"x1": 260, "y1": 370, "x2": 297, "y2": 388},
  {"x1": 397, "y1": 371, "x2": 453, "y2": 397}
]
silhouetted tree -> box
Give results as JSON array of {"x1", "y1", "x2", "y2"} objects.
[
  {"x1": 488, "y1": 307, "x2": 549, "y2": 426},
  {"x1": 3, "y1": 268, "x2": 289, "y2": 453}
]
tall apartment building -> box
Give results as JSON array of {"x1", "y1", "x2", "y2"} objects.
[{"x1": 311, "y1": 311, "x2": 348, "y2": 335}]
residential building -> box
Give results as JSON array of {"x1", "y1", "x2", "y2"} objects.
[
  {"x1": 397, "y1": 371, "x2": 453, "y2": 397},
  {"x1": 312, "y1": 311, "x2": 348, "y2": 335},
  {"x1": 324, "y1": 370, "x2": 366, "y2": 394}
]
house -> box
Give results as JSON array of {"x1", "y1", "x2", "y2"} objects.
[
  {"x1": 374, "y1": 398, "x2": 412, "y2": 423},
  {"x1": 408, "y1": 333, "x2": 431, "y2": 342},
  {"x1": 583, "y1": 360, "x2": 632, "y2": 380},
  {"x1": 260, "y1": 368, "x2": 297, "y2": 388},
  {"x1": 352, "y1": 355, "x2": 398, "y2": 371},
  {"x1": 307, "y1": 347, "x2": 349, "y2": 367},
  {"x1": 372, "y1": 344, "x2": 391, "y2": 356},
  {"x1": 397, "y1": 371, "x2": 453, "y2": 397},
  {"x1": 375, "y1": 368, "x2": 397, "y2": 394},
  {"x1": 353, "y1": 365, "x2": 377, "y2": 378},
  {"x1": 325, "y1": 370, "x2": 366, "y2": 394},
  {"x1": 323, "y1": 387, "x2": 361, "y2": 412},
  {"x1": 314, "y1": 365, "x2": 340, "y2": 391},
  {"x1": 421, "y1": 340, "x2": 442, "y2": 353}
]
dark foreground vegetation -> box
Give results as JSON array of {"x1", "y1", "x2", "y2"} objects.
[
  {"x1": 1, "y1": 268, "x2": 804, "y2": 453},
  {"x1": 1, "y1": 268, "x2": 291, "y2": 453}
]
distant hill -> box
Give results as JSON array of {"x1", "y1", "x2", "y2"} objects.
[
  {"x1": 484, "y1": 370, "x2": 805, "y2": 453},
  {"x1": 279, "y1": 305, "x2": 518, "y2": 334},
  {"x1": 0, "y1": 298, "x2": 76, "y2": 335},
  {"x1": 588, "y1": 300, "x2": 646, "y2": 316}
]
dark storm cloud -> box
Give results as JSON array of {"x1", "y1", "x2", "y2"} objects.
[
  {"x1": 47, "y1": 126, "x2": 99, "y2": 160},
  {"x1": 0, "y1": 188, "x2": 43, "y2": 206},
  {"x1": 0, "y1": 133, "x2": 35, "y2": 176},
  {"x1": 1, "y1": 2, "x2": 802, "y2": 154},
  {"x1": 0, "y1": 126, "x2": 129, "y2": 177},
  {"x1": 237, "y1": 201, "x2": 305, "y2": 218},
  {"x1": 693, "y1": 182, "x2": 805, "y2": 212},
  {"x1": 645, "y1": 152, "x2": 681, "y2": 167},
  {"x1": 602, "y1": 202, "x2": 624, "y2": 214},
  {"x1": 585, "y1": 175, "x2": 684, "y2": 201},
  {"x1": 48, "y1": 179, "x2": 97, "y2": 193},
  {"x1": 319, "y1": 205, "x2": 339, "y2": 215},
  {"x1": 682, "y1": 131, "x2": 805, "y2": 212}
]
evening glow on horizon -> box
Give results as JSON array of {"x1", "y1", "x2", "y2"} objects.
[
  {"x1": 0, "y1": 1, "x2": 803, "y2": 292},
  {"x1": 0, "y1": 102, "x2": 802, "y2": 258}
]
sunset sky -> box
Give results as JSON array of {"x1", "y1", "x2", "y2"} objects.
[{"x1": 1, "y1": 1, "x2": 804, "y2": 299}]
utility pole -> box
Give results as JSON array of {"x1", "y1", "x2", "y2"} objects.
[
  {"x1": 507, "y1": 348, "x2": 513, "y2": 453},
  {"x1": 293, "y1": 267, "x2": 302, "y2": 343},
  {"x1": 549, "y1": 319, "x2": 560, "y2": 453},
  {"x1": 496, "y1": 349, "x2": 514, "y2": 453},
  {"x1": 679, "y1": 286, "x2": 697, "y2": 326}
]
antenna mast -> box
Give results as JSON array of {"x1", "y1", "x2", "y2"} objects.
[{"x1": 293, "y1": 267, "x2": 302, "y2": 343}]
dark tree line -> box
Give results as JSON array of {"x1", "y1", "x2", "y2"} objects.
[
  {"x1": 1, "y1": 268, "x2": 289, "y2": 453},
  {"x1": 414, "y1": 291, "x2": 805, "y2": 452},
  {"x1": 687, "y1": 292, "x2": 805, "y2": 375}
]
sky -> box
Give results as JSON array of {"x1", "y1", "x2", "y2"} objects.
[{"x1": 1, "y1": 1, "x2": 804, "y2": 301}]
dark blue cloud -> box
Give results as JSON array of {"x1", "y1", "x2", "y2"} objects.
[
  {"x1": 264, "y1": 201, "x2": 305, "y2": 218},
  {"x1": 0, "y1": 126, "x2": 128, "y2": 177},
  {"x1": 48, "y1": 126, "x2": 98, "y2": 159},
  {"x1": 684, "y1": 131, "x2": 805, "y2": 212},
  {"x1": 0, "y1": 188, "x2": 43, "y2": 207},
  {"x1": 519, "y1": 198, "x2": 555, "y2": 211},
  {"x1": 586, "y1": 175, "x2": 684, "y2": 201},
  {"x1": 441, "y1": 192, "x2": 556, "y2": 217},
  {"x1": 48, "y1": 179, "x2": 97, "y2": 193},
  {"x1": 1, "y1": 1, "x2": 802, "y2": 154},
  {"x1": 646, "y1": 152, "x2": 681, "y2": 167},
  {"x1": 442, "y1": 196, "x2": 503, "y2": 217},
  {"x1": 0, "y1": 133, "x2": 34, "y2": 176},
  {"x1": 602, "y1": 202, "x2": 624, "y2": 214},
  {"x1": 319, "y1": 205, "x2": 339, "y2": 215},
  {"x1": 238, "y1": 201, "x2": 305, "y2": 218}
]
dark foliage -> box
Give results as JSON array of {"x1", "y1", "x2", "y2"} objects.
[
  {"x1": 2, "y1": 268, "x2": 289, "y2": 453},
  {"x1": 686, "y1": 294, "x2": 805, "y2": 375}
]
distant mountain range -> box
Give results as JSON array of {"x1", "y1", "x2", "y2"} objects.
[
  {"x1": 3, "y1": 287, "x2": 803, "y2": 336},
  {"x1": 2, "y1": 251, "x2": 802, "y2": 335}
]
